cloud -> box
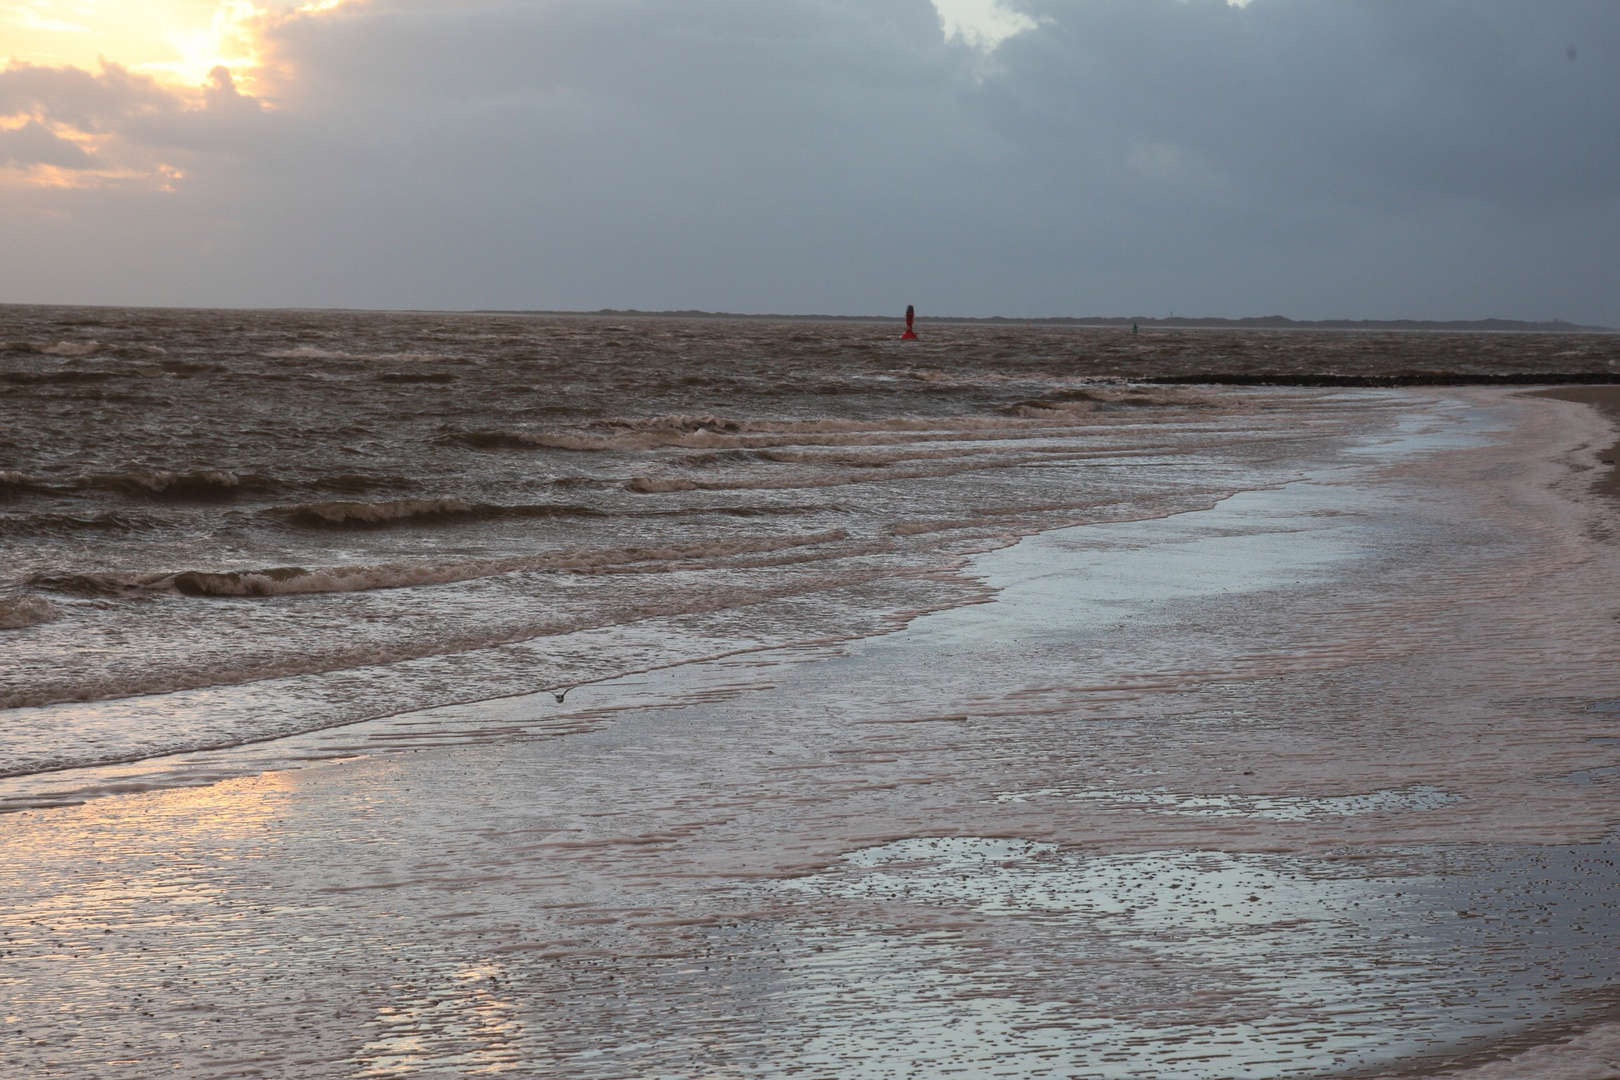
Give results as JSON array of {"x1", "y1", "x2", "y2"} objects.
[
  {"x1": 0, "y1": 60, "x2": 178, "y2": 130},
  {"x1": 998, "y1": 0, "x2": 1620, "y2": 211},
  {"x1": 933, "y1": 0, "x2": 1038, "y2": 50},
  {"x1": 0, "y1": 118, "x2": 98, "y2": 169},
  {"x1": 0, "y1": 60, "x2": 266, "y2": 187},
  {"x1": 1, "y1": 0, "x2": 1617, "y2": 322}
]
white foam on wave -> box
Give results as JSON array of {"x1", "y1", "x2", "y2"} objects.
[
  {"x1": 84, "y1": 469, "x2": 244, "y2": 497},
  {"x1": 39, "y1": 340, "x2": 102, "y2": 357}
]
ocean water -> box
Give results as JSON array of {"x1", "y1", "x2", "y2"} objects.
[
  {"x1": 0, "y1": 306, "x2": 1455, "y2": 781},
  {"x1": 7, "y1": 308, "x2": 1620, "y2": 1077}
]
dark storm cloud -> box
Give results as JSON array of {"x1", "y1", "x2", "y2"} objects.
[
  {"x1": 1, "y1": 0, "x2": 1616, "y2": 322},
  {"x1": 997, "y1": 0, "x2": 1620, "y2": 209}
]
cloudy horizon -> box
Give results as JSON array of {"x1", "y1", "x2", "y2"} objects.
[{"x1": 2, "y1": 0, "x2": 1616, "y2": 323}]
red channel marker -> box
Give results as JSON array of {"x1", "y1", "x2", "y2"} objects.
[{"x1": 901, "y1": 304, "x2": 918, "y2": 340}]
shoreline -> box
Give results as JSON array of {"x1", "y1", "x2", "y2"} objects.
[{"x1": 1532, "y1": 386, "x2": 1620, "y2": 503}]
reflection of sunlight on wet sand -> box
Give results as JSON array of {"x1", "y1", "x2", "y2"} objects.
[
  {"x1": 357, "y1": 963, "x2": 526, "y2": 1077},
  {"x1": 8, "y1": 771, "x2": 292, "y2": 933}
]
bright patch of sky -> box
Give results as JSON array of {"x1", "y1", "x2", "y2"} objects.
[
  {"x1": 0, "y1": 0, "x2": 308, "y2": 85},
  {"x1": 931, "y1": 0, "x2": 1036, "y2": 50}
]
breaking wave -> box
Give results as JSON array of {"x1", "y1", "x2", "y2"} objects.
[
  {"x1": 78, "y1": 469, "x2": 268, "y2": 501},
  {"x1": 31, "y1": 529, "x2": 851, "y2": 599},
  {"x1": 0, "y1": 472, "x2": 49, "y2": 498},
  {"x1": 1004, "y1": 388, "x2": 1170, "y2": 415},
  {"x1": 447, "y1": 404, "x2": 1205, "y2": 456},
  {"x1": 267, "y1": 498, "x2": 602, "y2": 527}
]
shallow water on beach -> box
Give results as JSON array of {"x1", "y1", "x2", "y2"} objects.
[{"x1": 6, "y1": 372, "x2": 1620, "y2": 1077}]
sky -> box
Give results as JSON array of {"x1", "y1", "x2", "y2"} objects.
[{"x1": 0, "y1": 0, "x2": 1616, "y2": 321}]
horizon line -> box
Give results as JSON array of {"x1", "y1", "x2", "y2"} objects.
[{"x1": 1, "y1": 301, "x2": 1613, "y2": 332}]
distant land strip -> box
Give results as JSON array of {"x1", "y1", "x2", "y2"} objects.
[
  {"x1": 0, "y1": 304, "x2": 1611, "y2": 331},
  {"x1": 476, "y1": 310, "x2": 1617, "y2": 333},
  {"x1": 1148, "y1": 373, "x2": 1620, "y2": 387}
]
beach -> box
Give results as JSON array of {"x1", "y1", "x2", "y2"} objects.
[
  {"x1": 5, "y1": 312, "x2": 1620, "y2": 1075},
  {"x1": 5, "y1": 379, "x2": 1620, "y2": 1076}
]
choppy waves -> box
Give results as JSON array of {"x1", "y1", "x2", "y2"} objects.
[
  {"x1": 449, "y1": 402, "x2": 1204, "y2": 454},
  {"x1": 264, "y1": 347, "x2": 452, "y2": 362},
  {"x1": 0, "y1": 510, "x2": 159, "y2": 536},
  {"x1": 0, "y1": 469, "x2": 270, "y2": 500},
  {"x1": 0, "y1": 472, "x2": 49, "y2": 498},
  {"x1": 90, "y1": 469, "x2": 262, "y2": 500},
  {"x1": 0, "y1": 306, "x2": 1447, "y2": 778},
  {"x1": 0, "y1": 594, "x2": 58, "y2": 630},
  {"x1": 0, "y1": 339, "x2": 165, "y2": 358},
  {"x1": 30, "y1": 529, "x2": 853, "y2": 599},
  {"x1": 265, "y1": 498, "x2": 602, "y2": 528}
]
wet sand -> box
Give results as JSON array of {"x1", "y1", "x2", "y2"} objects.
[
  {"x1": 6, "y1": 388, "x2": 1620, "y2": 1077},
  {"x1": 1533, "y1": 386, "x2": 1620, "y2": 503}
]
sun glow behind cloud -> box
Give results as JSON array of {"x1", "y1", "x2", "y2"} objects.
[
  {"x1": 0, "y1": 0, "x2": 319, "y2": 191},
  {"x1": 0, "y1": 0, "x2": 340, "y2": 88}
]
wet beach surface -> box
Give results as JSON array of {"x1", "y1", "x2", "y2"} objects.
[{"x1": 6, "y1": 384, "x2": 1620, "y2": 1076}]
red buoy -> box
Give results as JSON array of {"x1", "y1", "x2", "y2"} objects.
[{"x1": 901, "y1": 304, "x2": 918, "y2": 340}]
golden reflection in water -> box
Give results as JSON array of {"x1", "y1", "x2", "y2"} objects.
[{"x1": 5, "y1": 769, "x2": 296, "y2": 931}]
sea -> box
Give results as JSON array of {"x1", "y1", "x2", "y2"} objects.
[
  {"x1": 6, "y1": 305, "x2": 1620, "y2": 1077},
  {"x1": 5, "y1": 306, "x2": 1581, "y2": 780}
]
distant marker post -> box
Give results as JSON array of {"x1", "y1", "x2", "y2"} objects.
[{"x1": 901, "y1": 305, "x2": 918, "y2": 340}]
